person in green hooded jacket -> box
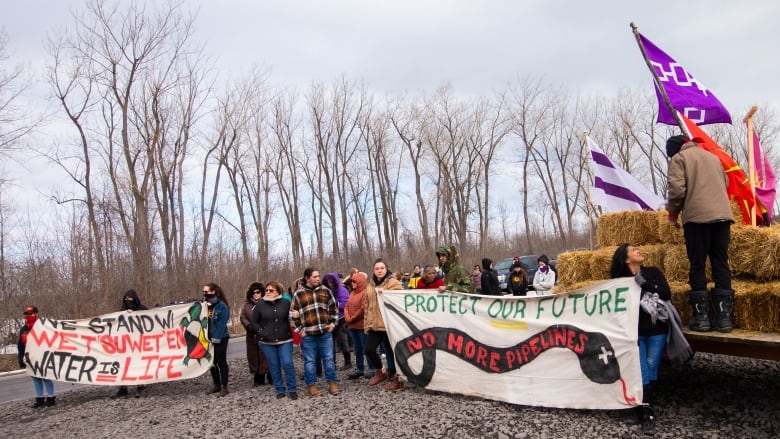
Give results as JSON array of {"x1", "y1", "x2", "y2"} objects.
[{"x1": 435, "y1": 244, "x2": 474, "y2": 294}]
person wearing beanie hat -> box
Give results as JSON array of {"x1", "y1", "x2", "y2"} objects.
[
  {"x1": 18, "y1": 305, "x2": 56, "y2": 408},
  {"x1": 480, "y1": 258, "x2": 501, "y2": 295},
  {"x1": 666, "y1": 134, "x2": 735, "y2": 333},
  {"x1": 241, "y1": 282, "x2": 270, "y2": 386},
  {"x1": 665, "y1": 134, "x2": 688, "y2": 158}
]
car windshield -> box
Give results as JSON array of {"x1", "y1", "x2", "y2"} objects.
[
  {"x1": 520, "y1": 256, "x2": 538, "y2": 268},
  {"x1": 494, "y1": 259, "x2": 514, "y2": 271}
]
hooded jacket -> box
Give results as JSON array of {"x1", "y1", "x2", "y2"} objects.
[
  {"x1": 121, "y1": 289, "x2": 148, "y2": 311},
  {"x1": 667, "y1": 141, "x2": 734, "y2": 225},
  {"x1": 344, "y1": 272, "x2": 367, "y2": 330},
  {"x1": 480, "y1": 258, "x2": 501, "y2": 295},
  {"x1": 436, "y1": 244, "x2": 474, "y2": 294},
  {"x1": 322, "y1": 272, "x2": 349, "y2": 320}
]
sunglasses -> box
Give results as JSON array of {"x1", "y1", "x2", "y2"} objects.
[
  {"x1": 265, "y1": 288, "x2": 276, "y2": 292},
  {"x1": 23, "y1": 311, "x2": 35, "y2": 316}
]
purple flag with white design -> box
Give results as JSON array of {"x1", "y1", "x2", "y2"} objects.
[
  {"x1": 589, "y1": 138, "x2": 665, "y2": 212},
  {"x1": 640, "y1": 33, "x2": 732, "y2": 125}
]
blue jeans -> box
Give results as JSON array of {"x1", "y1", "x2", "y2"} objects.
[
  {"x1": 301, "y1": 332, "x2": 338, "y2": 386},
  {"x1": 32, "y1": 377, "x2": 54, "y2": 397},
  {"x1": 260, "y1": 342, "x2": 297, "y2": 395},
  {"x1": 638, "y1": 334, "x2": 666, "y2": 385},
  {"x1": 348, "y1": 329, "x2": 367, "y2": 373}
]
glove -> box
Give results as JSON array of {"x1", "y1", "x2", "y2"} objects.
[
  {"x1": 634, "y1": 271, "x2": 646, "y2": 287},
  {"x1": 667, "y1": 212, "x2": 678, "y2": 224}
]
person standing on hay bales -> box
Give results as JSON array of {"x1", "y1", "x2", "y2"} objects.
[{"x1": 666, "y1": 134, "x2": 735, "y2": 333}]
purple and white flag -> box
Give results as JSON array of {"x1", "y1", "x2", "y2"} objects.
[
  {"x1": 589, "y1": 138, "x2": 665, "y2": 212},
  {"x1": 640, "y1": 33, "x2": 732, "y2": 125}
]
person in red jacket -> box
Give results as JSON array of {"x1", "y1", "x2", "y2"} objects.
[
  {"x1": 415, "y1": 264, "x2": 444, "y2": 290},
  {"x1": 344, "y1": 272, "x2": 369, "y2": 380}
]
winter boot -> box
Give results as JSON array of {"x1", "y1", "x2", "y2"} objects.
[
  {"x1": 218, "y1": 385, "x2": 229, "y2": 397},
  {"x1": 368, "y1": 369, "x2": 388, "y2": 386},
  {"x1": 31, "y1": 397, "x2": 45, "y2": 409},
  {"x1": 307, "y1": 384, "x2": 322, "y2": 397},
  {"x1": 711, "y1": 288, "x2": 734, "y2": 333},
  {"x1": 134, "y1": 386, "x2": 145, "y2": 398},
  {"x1": 206, "y1": 384, "x2": 221, "y2": 395},
  {"x1": 328, "y1": 381, "x2": 341, "y2": 395},
  {"x1": 111, "y1": 386, "x2": 129, "y2": 399},
  {"x1": 383, "y1": 375, "x2": 404, "y2": 392},
  {"x1": 340, "y1": 352, "x2": 353, "y2": 371},
  {"x1": 688, "y1": 290, "x2": 711, "y2": 332},
  {"x1": 45, "y1": 396, "x2": 56, "y2": 407},
  {"x1": 254, "y1": 373, "x2": 263, "y2": 387},
  {"x1": 640, "y1": 405, "x2": 656, "y2": 435}
]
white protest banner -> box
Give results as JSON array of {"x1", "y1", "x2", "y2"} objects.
[
  {"x1": 379, "y1": 278, "x2": 643, "y2": 409},
  {"x1": 22, "y1": 302, "x2": 213, "y2": 385}
]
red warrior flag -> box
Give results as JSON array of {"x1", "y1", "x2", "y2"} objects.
[{"x1": 680, "y1": 114, "x2": 755, "y2": 224}]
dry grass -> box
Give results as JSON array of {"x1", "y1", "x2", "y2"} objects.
[{"x1": 0, "y1": 354, "x2": 20, "y2": 374}]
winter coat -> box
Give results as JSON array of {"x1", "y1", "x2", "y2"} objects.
[
  {"x1": 207, "y1": 299, "x2": 230, "y2": 343},
  {"x1": 249, "y1": 296, "x2": 294, "y2": 344},
  {"x1": 667, "y1": 141, "x2": 734, "y2": 225},
  {"x1": 344, "y1": 272, "x2": 367, "y2": 330},
  {"x1": 436, "y1": 244, "x2": 474, "y2": 293},
  {"x1": 322, "y1": 272, "x2": 349, "y2": 320},
  {"x1": 364, "y1": 274, "x2": 402, "y2": 332}
]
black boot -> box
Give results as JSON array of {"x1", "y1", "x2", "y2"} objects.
[
  {"x1": 110, "y1": 386, "x2": 129, "y2": 399},
  {"x1": 206, "y1": 384, "x2": 221, "y2": 395},
  {"x1": 688, "y1": 290, "x2": 711, "y2": 332},
  {"x1": 31, "y1": 397, "x2": 45, "y2": 409},
  {"x1": 711, "y1": 288, "x2": 734, "y2": 333},
  {"x1": 640, "y1": 405, "x2": 656, "y2": 435},
  {"x1": 45, "y1": 396, "x2": 56, "y2": 407},
  {"x1": 340, "y1": 352, "x2": 353, "y2": 371},
  {"x1": 253, "y1": 373, "x2": 263, "y2": 387}
]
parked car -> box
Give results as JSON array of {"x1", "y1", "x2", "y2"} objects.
[
  {"x1": 495, "y1": 255, "x2": 539, "y2": 292},
  {"x1": 495, "y1": 255, "x2": 558, "y2": 292}
]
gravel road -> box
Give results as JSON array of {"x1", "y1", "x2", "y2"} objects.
[{"x1": 1, "y1": 349, "x2": 777, "y2": 438}]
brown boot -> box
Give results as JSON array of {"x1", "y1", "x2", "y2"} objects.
[
  {"x1": 368, "y1": 369, "x2": 388, "y2": 386},
  {"x1": 383, "y1": 375, "x2": 404, "y2": 392},
  {"x1": 328, "y1": 381, "x2": 341, "y2": 395},
  {"x1": 307, "y1": 384, "x2": 322, "y2": 397}
]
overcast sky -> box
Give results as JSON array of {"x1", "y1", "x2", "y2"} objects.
[{"x1": 2, "y1": 0, "x2": 779, "y2": 240}]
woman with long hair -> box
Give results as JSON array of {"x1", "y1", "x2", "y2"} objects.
[
  {"x1": 610, "y1": 243, "x2": 671, "y2": 435},
  {"x1": 240, "y1": 282, "x2": 270, "y2": 386},
  {"x1": 203, "y1": 282, "x2": 230, "y2": 396},
  {"x1": 364, "y1": 258, "x2": 404, "y2": 392}
]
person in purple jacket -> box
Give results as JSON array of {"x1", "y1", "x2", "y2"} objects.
[{"x1": 322, "y1": 272, "x2": 352, "y2": 370}]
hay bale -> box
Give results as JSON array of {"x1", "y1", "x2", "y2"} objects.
[
  {"x1": 729, "y1": 225, "x2": 769, "y2": 278},
  {"x1": 732, "y1": 279, "x2": 780, "y2": 332},
  {"x1": 597, "y1": 211, "x2": 661, "y2": 247},
  {"x1": 753, "y1": 224, "x2": 780, "y2": 280},
  {"x1": 638, "y1": 244, "x2": 666, "y2": 272},
  {"x1": 670, "y1": 280, "x2": 780, "y2": 332},
  {"x1": 556, "y1": 250, "x2": 593, "y2": 288},
  {"x1": 662, "y1": 244, "x2": 712, "y2": 284},
  {"x1": 657, "y1": 210, "x2": 685, "y2": 244},
  {"x1": 589, "y1": 247, "x2": 617, "y2": 281}
]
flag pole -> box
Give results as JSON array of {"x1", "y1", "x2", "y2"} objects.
[
  {"x1": 584, "y1": 130, "x2": 594, "y2": 250},
  {"x1": 630, "y1": 22, "x2": 687, "y2": 135},
  {"x1": 743, "y1": 105, "x2": 759, "y2": 226}
]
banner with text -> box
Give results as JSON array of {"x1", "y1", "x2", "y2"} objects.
[
  {"x1": 379, "y1": 278, "x2": 642, "y2": 409},
  {"x1": 23, "y1": 302, "x2": 213, "y2": 385}
]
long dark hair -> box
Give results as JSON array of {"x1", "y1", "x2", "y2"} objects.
[
  {"x1": 610, "y1": 243, "x2": 634, "y2": 278},
  {"x1": 205, "y1": 282, "x2": 230, "y2": 309}
]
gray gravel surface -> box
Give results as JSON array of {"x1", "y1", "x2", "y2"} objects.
[{"x1": 1, "y1": 349, "x2": 777, "y2": 438}]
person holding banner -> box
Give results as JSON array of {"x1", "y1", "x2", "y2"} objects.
[
  {"x1": 415, "y1": 264, "x2": 444, "y2": 290},
  {"x1": 666, "y1": 135, "x2": 735, "y2": 333},
  {"x1": 204, "y1": 283, "x2": 231, "y2": 397},
  {"x1": 364, "y1": 258, "x2": 405, "y2": 392},
  {"x1": 291, "y1": 268, "x2": 341, "y2": 397},
  {"x1": 610, "y1": 244, "x2": 672, "y2": 435},
  {"x1": 249, "y1": 281, "x2": 298, "y2": 400},
  {"x1": 18, "y1": 305, "x2": 56, "y2": 408},
  {"x1": 241, "y1": 282, "x2": 270, "y2": 386},
  {"x1": 111, "y1": 289, "x2": 148, "y2": 399}
]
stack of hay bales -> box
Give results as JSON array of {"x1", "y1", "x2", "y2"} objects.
[{"x1": 555, "y1": 209, "x2": 780, "y2": 332}]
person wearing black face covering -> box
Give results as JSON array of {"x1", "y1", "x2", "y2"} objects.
[{"x1": 111, "y1": 289, "x2": 149, "y2": 399}]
